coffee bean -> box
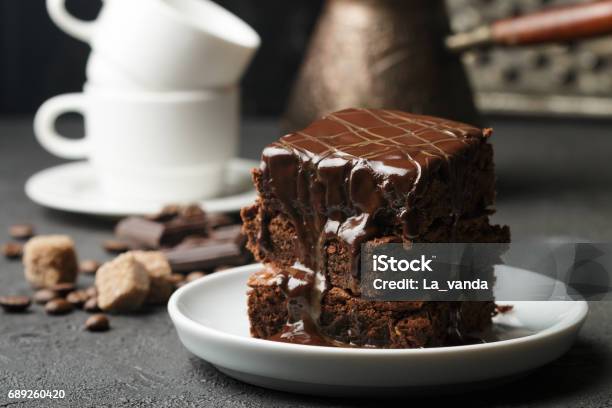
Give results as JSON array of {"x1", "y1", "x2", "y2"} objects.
[
  {"x1": 49, "y1": 283, "x2": 76, "y2": 297},
  {"x1": 102, "y1": 240, "x2": 129, "y2": 254},
  {"x1": 214, "y1": 265, "x2": 232, "y2": 272},
  {"x1": 84, "y1": 297, "x2": 100, "y2": 313},
  {"x1": 33, "y1": 289, "x2": 59, "y2": 304},
  {"x1": 66, "y1": 290, "x2": 89, "y2": 307},
  {"x1": 9, "y1": 224, "x2": 35, "y2": 240},
  {"x1": 45, "y1": 298, "x2": 73, "y2": 315},
  {"x1": 0, "y1": 295, "x2": 31, "y2": 312},
  {"x1": 85, "y1": 314, "x2": 110, "y2": 332},
  {"x1": 2, "y1": 242, "x2": 23, "y2": 259},
  {"x1": 186, "y1": 271, "x2": 206, "y2": 282},
  {"x1": 79, "y1": 259, "x2": 100, "y2": 275},
  {"x1": 85, "y1": 286, "x2": 97, "y2": 298}
]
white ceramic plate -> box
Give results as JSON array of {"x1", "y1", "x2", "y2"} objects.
[
  {"x1": 25, "y1": 158, "x2": 258, "y2": 217},
  {"x1": 168, "y1": 264, "x2": 588, "y2": 396}
]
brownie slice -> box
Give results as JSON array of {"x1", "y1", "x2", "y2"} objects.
[
  {"x1": 243, "y1": 108, "x2": 510, "y2": 348},
  {"x1": 244, "y1": 108, "x2": 500, "y2": 281},
  {"x1": 247, "y1": 267, "x2": 495, "y2": 348},
  {"x1": 243, "y1": 204, "x2": 509, "y2": 294}
]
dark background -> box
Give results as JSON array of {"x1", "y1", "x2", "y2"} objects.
[
  {"x1": 0, "y1": 2, "x2": 611, "y2": 405},
  {"x1": 0, "y1": 0, "x2": 324, "y2": 117}
]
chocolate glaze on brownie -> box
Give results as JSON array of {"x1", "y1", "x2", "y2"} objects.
[{"x1": 256, "y1": 108, "x2": 495, "y2": 279}]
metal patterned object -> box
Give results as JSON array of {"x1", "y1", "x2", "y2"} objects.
[
  {"x1": 284, "y1": 0, "x2": 480, "y2": 132},
  {"x1": 447, "y1": 0, "x2": 612, "y2": 117}
]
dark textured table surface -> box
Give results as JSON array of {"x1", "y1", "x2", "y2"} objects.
[{"x1": 0, "y1": 116, "x2": 611, "y2": 407}]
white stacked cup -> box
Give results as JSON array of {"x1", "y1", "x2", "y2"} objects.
[{"x1": 35, "y1": 0, "x2": 260, "y2": 202}]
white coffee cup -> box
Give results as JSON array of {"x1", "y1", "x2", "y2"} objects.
[
  {"x1": 34, "y1": 84, "x2": 239, "y2": 201},
  {"x1": 47, "y1": 0, "x2": 260, "y2": 90},
  {"x1": 86, "y1": 52, "x2": 145, "y2": 90}
]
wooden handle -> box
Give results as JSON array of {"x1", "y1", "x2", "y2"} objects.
[{"x1": 492, "y1": 0, "x2": 612, "y2": 46}]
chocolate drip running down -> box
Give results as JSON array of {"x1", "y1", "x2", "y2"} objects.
[
  {"x1": 249, "y1": 265, "x2": 330, "y2": 347},
  {"x1": 247, "y1": 267, "x2": 500, "y2": 348}
]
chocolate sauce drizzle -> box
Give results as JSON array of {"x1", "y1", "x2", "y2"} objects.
[
  {"x1": 257, "y1": 108, "x2": 492, "y2": 347},
  {"x1": 260, "y1": 108, "x2": 487, "y2": 271},
  {"x1": 264, "y1": 264, "x2": 332, "y2": 347}
]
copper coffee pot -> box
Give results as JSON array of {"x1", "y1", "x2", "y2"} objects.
[{"x1": 284, "y1": 0, "x2": 612, "y2": 130}]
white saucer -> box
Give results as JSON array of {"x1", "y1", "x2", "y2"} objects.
[
  {"x1": 168, "y1": 264, "x2": 588, "y2": 396},
  {"x1": 25, "y1": 159, "x2": 258, "y2": 216}
]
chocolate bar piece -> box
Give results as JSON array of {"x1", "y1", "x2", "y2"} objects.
[
  {"x1": 160, "y1": 222, "x2": 250, "y2": 273},
  {"x1": 163, "y1": 240, "x2": 248, "y2": 273},
  {"x1": 115, "y1": 205, "x2": 208, "y2": 249},
  {"x1": 209, "y1": 224, "x2": 246, "y2": 246}
]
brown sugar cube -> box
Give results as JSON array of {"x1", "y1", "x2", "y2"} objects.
[
  {"x1": 23, "y1": 235, "x2": 78, "y2": 288},
  {"x1": 147, "y1": 275, "x2": 176, "y2": 304},
  {"x1": 131, "y1": 250, "x2": 174, "y2": 305},
  {"x1": 95, "y1": 253, "x2": 150, "y2": 313}
]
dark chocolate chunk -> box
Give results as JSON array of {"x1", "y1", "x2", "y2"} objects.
[
  {"x1": 114, "y1": 218, "x2": 165, "y2": 249},
  {"x1": 163, "y1": 241, "x2": 247, "y2": 273},
  {"x1": 210, "y1": 225, "x2": 246, "y2": 246},
  {"x1": 0, "y1": 295, "x2": 31, "y2": 313},
  {"x1": 115, "y1": 208, "x2": 208, "y2": 249},
  {"x1": 174, "y1": 224, "x2": 245, "y2": 250},
  {"x1": 2, "y1": 242, "x2": 23, "y2": 259},
  {"x1": 9, "y1": 224, "x2": 35, "y2": 240}
]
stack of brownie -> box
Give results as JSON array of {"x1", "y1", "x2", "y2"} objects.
[{"x1": 241, "y1": 108, "x2": 509, "y2": 348}]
